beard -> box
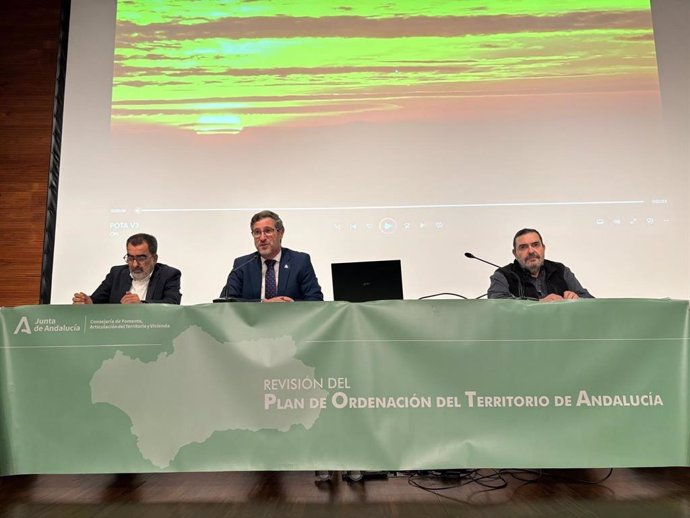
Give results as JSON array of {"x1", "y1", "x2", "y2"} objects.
[
  {"x1": 130, "y1": 267, "x2": 151, "y2": 280},
  {"x1": 521, "y1": 255, "x2": 543, "y2": 276}
]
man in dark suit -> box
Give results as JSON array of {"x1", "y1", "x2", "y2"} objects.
[
  {"x1": 72, "y1": 233, "x2": 181, "y2": 304},
  {"x1": 220, "y1": 210, "x2": 323, "y2": 302}
]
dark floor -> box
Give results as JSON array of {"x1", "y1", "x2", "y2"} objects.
[{"x1": 1, "y1": 468, "x2": 689, "y2": 517}]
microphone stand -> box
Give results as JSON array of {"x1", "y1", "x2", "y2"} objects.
[
  {"x1": 464, "y1": 252, "x2": 531, "y2": 300},
  {"x1": 215, "y1": 253, "x2": 259, "y2": 303}
]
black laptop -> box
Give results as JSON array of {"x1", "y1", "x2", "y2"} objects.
[{"x1": 331, "y1": 260, "x2": 403, "y2": 302}]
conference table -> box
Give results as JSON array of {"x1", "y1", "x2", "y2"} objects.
[{"x1": 1, "y1": 299, "x2": 688, "y2": 475}]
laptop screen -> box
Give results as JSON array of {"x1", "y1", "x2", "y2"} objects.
[{"x1": 331, "y1": 260, "x2": 403, "y2": 302}]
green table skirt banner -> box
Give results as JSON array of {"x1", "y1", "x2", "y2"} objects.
[{"x1": 1, "y1": 299, "x2": 689, "y2": 475}]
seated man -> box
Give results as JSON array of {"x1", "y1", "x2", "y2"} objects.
[
  {"x1": 220, "y1": 210, "x2": 323, "y2": 302},
  {"x1": 72, "y1": 233, "x2": 181, "y2": 304},
  {"x1": 488, "y1": 228, "x2": 593, "y2": 302}
]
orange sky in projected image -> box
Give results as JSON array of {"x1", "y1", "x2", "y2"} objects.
[{"x1": 111, "y1": 3, "x2": 661, "y2": 137}]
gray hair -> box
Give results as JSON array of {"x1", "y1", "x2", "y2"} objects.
[{"x1": 250, "y1": 210, "x2": 284, "y2": 231}]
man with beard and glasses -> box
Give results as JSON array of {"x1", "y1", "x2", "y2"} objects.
[
  {"x1": 72, "y1": 233, "x2": 181, "y2": 304},
  {"x1": 487, "y1": 228, "x2": 593, "y2": 302}
]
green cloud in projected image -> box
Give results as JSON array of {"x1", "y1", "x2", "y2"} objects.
[{"x1": 112, "y1": 0, "x2": 658, "y2": 135}]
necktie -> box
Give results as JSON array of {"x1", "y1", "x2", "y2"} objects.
[{"x1": 265, "y1": 259, "x2": 277, "y2": 299}]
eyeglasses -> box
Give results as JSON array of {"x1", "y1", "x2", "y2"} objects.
[
  {"x1": 124, "y1": 254, "x2": 151, "y2": 263},
  {"x1": 252, "y1": 228, "x2": 277, "y2": 238}
]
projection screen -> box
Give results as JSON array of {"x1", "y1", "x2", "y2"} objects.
[{"x1": 47, "y1": 0, "x2": 690, "y2": 304}]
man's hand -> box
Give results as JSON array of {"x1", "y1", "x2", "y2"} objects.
[
  {"x1": 120, "y1": 292, "x2": 142, "y2": 304},
  {"x1": 539, "y1": 293, "x2": 564, "y2": 303},
  {"x1": 263, "y1": 296, "x2": 294, "y2": 303},
  {"x1": 540, "y1": 291, "x2": 580, "y2": 303},
  {"x1": 72, "y1": 292, "x2": 93, "y2": 304}
]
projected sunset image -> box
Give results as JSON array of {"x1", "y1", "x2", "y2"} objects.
[{"x1": 111, "y1": 0, "x2": 659, "y2": 135}]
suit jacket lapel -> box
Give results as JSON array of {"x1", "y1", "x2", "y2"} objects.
[
  {"x1": 116, "y1": 267, "x2": 133, "y2": 302},
  {"x1": 145, "y1": 264, "x2": 160, "y2": 302},
  {"x1": 248, "y1": 257, "x2": 263, "y2": 299},
  {"x1": 278, "y1": 249, "x2": 291, "y2": 294}
]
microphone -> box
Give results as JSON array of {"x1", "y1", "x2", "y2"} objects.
[
  {"x1": 464, "y1": 252, "x2": 526, "y2": 300},
  {"x1": 464, "y1": 252, "x2": 500, "y2": 269},
  {"x1": 216, "y1": 252, "x2": 260, "y2": 302}
]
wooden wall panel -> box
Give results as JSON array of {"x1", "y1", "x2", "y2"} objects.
[{"x1": 0, "y1": 1, "x2": 62, "y2": 307}]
